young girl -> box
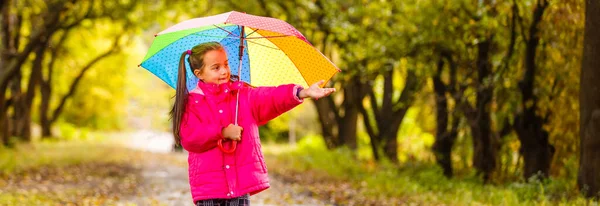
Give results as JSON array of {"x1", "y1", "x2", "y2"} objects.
[{"x1": 170, "y1": 42, "x2": 335, "y2": 205}]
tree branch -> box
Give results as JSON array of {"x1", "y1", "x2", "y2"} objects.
[
  {"x1": 50, "y1": 34, "x2": 123, "y2": 123},
  {"x1": 460, "y1": 1, "x2": 481, "y2": 21},
  {"x1": 498, "y1": 0, "x2": 518, "y2": 77},
  {"x1": 499, "y1": 117, "x2": 513, "y2": 138},
  {"x1": 381, "y1": 63, "x2": 394, "y2": 119},
  {"x1": 393, "y1": 70, "x2": 418, "y2": 113},
  {"x1": 0, "y1": 3, "x2": 64, "y2": 92},
  {"x1": 366, "y1": 85, "x2": 382, "y2": 124},
  {"x1": 358, "y1": 97, "x2": 378, "y2": 140},
  {"x1": 24, "y1": 41, "x2": 46, "y2": 107},
  {"x1": 515, "y1": 1, "x2": 529, "y2": 43}
]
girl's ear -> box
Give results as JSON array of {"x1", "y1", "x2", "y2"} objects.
[{"x1": 193, "y1": 69, "x2": 202, "y2": 78}]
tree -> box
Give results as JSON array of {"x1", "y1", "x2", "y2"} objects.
[
  {"x1": 40, "y1": 33, "x2": 125, "y2": 137},
  {"x1": 513, "y1": 0, "x2": 555, "y2": 179},
  {"x1": 359, "y1": 68, "x2": 420, "y2": 162},
  {"x1": 0, "y1": 0, "x2": 142, "y2": 143},
  {"x1": 578, "y1": 0, "x2": 600, "y2": 198},
  {"x1": 223, "y1": 0, "x2": 365, "y2": 149},
  {"x1": 432, "y1": 51, "x2": 460, "y2": 177},
  {"x1": 0, "y1": 0, "x2": 68, "y2": 145},
  {"x1": 422, "y1": 0, "x2": 511, "y2": 180}
]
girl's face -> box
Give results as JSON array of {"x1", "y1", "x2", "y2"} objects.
[{"x1": 195, "y1": 49, "x2": 230, "y2": 84}]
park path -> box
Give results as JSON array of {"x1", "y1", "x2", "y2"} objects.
[{"x1": 119, "y1": 130, "x2": 329, "y2": 206}]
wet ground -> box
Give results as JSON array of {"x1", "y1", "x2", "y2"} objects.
[{"x1": 121, "y1": 130, "x2": 329, "y2": 206}]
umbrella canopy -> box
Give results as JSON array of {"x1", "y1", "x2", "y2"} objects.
[{"x1": 140, "y1": 11, "x2": 340, "y2": 91}]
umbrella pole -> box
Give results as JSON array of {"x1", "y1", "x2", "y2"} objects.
[
  {"x1": 219, "y1": 26, "x2": 245, "y2": 154},
  {"x1": 235, "y1": 26, "x2": 245, "y2": 126}
]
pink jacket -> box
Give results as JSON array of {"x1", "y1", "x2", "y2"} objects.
[{"x1": 179, "y1": 81, "x2": 303, "y2": 202}]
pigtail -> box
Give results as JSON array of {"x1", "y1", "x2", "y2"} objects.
[
  {"x1": 170, "y1": 42, "x2": 225, "y2": 147},
  {"x1": 170, "y1": 51, "x2": 189, "y2": 146}
]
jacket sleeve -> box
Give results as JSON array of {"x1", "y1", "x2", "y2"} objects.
[
  {"x1": 179, "y1": 107, "x2": 223, "y2": 153},
  {"x1": 248, "y1": 84, "x2": 304, "y2": 126}
]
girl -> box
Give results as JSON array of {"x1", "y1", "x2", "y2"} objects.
[{"x1": 170, "y1": 42, "x2": 335, "y2": 206}]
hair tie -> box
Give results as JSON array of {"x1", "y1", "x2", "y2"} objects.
[{"x1": 186, "y1": 50, "x2": 192, "y2": 55}]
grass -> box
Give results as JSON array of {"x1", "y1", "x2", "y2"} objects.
[
  {"x1": 262, "y1": 136, "x2": 598, "y2": 206},
  {"x1": 0, "y1": 130, "x2": 137, "y2": 174},
  {"x1": 0, "y1": 141, "x2": 129, "y2": 176},
  {"x1": 1, "y1": 131, "x2": 597, "y2": 205}
]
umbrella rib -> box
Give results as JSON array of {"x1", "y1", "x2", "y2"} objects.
[
  {"x1": 213, "y1": 24, "x2": 239, "y2": 37},
  {"x1": 245, "y1": 35, "x2": 290, "y2": 39},
  {"x1": 245, "y1": 39, "x2": 281, "y2": 50},
  {"x1": 245, "y1": 28, "x2": 260, "y2": 37},
  {"x1": 191, "y1": 33, "x2": 239, "y2": 39},
  {"x1": 244, "y1": 28, "x2": 291, "y2": 39}
]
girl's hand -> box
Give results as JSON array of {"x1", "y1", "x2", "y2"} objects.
[
  {"x1": 222, "y1": 124, "x2": 243, "y2": 141},
  {"x1": 298, "y1": 80, "x2": 336, "y2": 99}
]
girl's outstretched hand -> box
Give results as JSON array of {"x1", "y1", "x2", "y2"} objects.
[{"x1": 298, "y1": 80, "x2": 336, "y2": 99}]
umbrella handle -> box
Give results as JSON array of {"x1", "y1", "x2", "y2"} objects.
[{"x1": 218, "y1": 139, "x2": 237, "y2": 153}]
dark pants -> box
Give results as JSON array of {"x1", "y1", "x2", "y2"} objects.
[{"x1": 195, "y1": 194, "x2": 250, "y2": 206}]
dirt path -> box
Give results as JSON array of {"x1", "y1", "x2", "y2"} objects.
[{"x1": 121, "y1": 131, "x2": 329, "y2": 206}]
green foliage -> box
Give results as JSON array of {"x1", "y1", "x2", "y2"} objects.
[
  {"x1": 125, "y1": 37, "x2": 174, "y2": 132},
  {"x1": 260, "y1": 100, "x2": 321, "y2": 143},
  {"x1": 52, "y1": 20, "x2": 127, "y2": 130},
  {"x1": 57, "y1": 122, "x2": 91, "y2": 141},
  {"x1": 4, "y1": 0, "x2": 588, "y2": 201},
  {"x1": 264, "y1": 143, "x2": 596, "y2": 205}
]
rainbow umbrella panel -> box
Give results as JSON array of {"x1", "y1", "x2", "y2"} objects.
[{"x1": 140, "y1": 11, "x2": 340, "y2": 92}]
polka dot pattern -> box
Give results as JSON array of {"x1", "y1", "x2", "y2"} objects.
[
  {"x1": 226, "y1": 12, "x2": 310, "y2": 44},
  {"x1": 142, "y1": 24, "x2": 232, "y2": 62},
  {"x1": 244, "y1": 27, "x2": 307, "y2": 87},
  {"x1": 140, "y1": 12, "x2": 340, "y2": 91},
  {"x1": 220, "y1": 26, "x2": 251, "y2": 83},
  {"x1": 141, "y1": 26, "x2": 238, "y2": 91},
  {"x1": 253, "y1": 29, "x2": 339, "y2": 87}
]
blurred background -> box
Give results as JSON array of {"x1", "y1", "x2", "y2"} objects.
[{"x1": 1, "y1": 0, "x2": 599, "y2": 205}]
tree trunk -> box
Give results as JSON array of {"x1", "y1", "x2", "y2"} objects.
[
  {"x1": 1, "y1": 0, "x2": 13, "y2": 145},
  {"x1": 0, "y1": 1, "x2": 63, "y2": 144},
  {"x1": 472, "y1": 40, "x2": 497, "y2": 182},
  {"x1": 433, "y1": 74, "x2": 452, "y2": 176},
  {"x1": 313, "y1": 97, "x2": 341, "y2": 149},
  {"x1": 359, "y1": 68, "x2": 419, "y2": 163},
  {"x1": 515, "y1": 0, "x2": 554, "y2": 180},
  {"x1": 40, "y1": 51, "x2": 54, "y2": 137},
  {"x1": 339, "y1": 76, "x2": 362, "y2": 150},
  {"x1": 10, "y1": 43, "x2": 45, "y2": 142},
  {"x1": 9, "y1": 68, "x2": 21, "y2": 138},
  {"x1": 40, "y1": 30, "x2": 69, "y2": 138},
  {"x1": 40, "y1": 36, "x2": 121, "y2": 138},
  {"x1": 40, "y1": 99, "x2": 51, "y2": 136},
  {"x1": 578, "y1": 0, "x2": 600, "y2": 198},
  {"x1": 15, "y1": 44, "x2": 45, "y2": 141},
  {"x1": 515, "y1": 114, "x2": 554, "y2": 179},
  {"x1": 380, "y1": 120, "x2": 403, "y2": 162},
  {"x1": 313, "y1": 76, "x2": 361, "y2": 150},
  {"x1": 40, "y1": 75, "x2": 52, "y2": 137},
  {"x1": 432, "y1": 54, "x2": 459, "y2": 177},
  {"x1": 339, "y1": 107, "x2": 358, "y2": 149}
]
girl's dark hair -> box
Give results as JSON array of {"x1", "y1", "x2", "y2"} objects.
[{"x1": 171, "y1": 42, "x2": 224, "y2": 146}]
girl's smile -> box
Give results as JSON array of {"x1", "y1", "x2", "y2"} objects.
[{"x1": 196, "y1": 49, "x2": 230, "y2": 84}]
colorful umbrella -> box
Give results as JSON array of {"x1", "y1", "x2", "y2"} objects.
[
  {"x1": 140, "y1": 11, "x2": 340, "y2": 91},
  {"x1": 140, "y1": 11, "x2": 340, "y2": 153}
]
